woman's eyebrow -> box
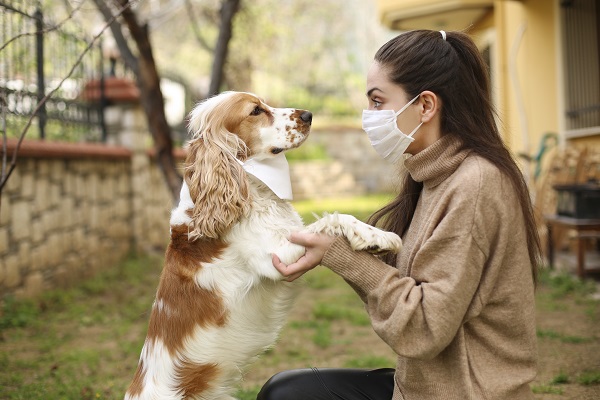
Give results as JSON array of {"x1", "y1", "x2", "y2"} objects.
[{"x1": 366, "y1": 88, "x2": 382, "y2": 97}]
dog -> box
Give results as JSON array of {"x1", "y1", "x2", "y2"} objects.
[{"x1": 125, "y1": 91, "x2": 402, "y2": 400}]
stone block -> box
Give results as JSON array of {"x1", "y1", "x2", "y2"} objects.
[
  {"x1": 117, "y1": 174, "x2": 131, "y2": 196},
  {"x1": 18, "y1": 241, "x2": 31, "y2": 270},
  {"x1": 4, "y1": 254, "x2": 21, "y2": 288},
  {"x1": 23, "y1": 272, "x2": 44, "y2": 298},
  {"x1": 21, "y1": 171, "x2": 35, "y2": 199},
  {"x1": 60, "y1": 197, "x2": 75, "y2": 229},
  {"x1": 47, "y1": 233, "x2": 62, "y2": 266},
  {"x1": 75, "y1": 174, "x2": 85, "y2": 200},
  {"x1": 131, "y1": 154, "x2": 150, "y2": 174},
  {"x1": 73, "y1": 228, "x2": 85, "y2": 251},
  {"x1": 41, "y1": 210, "x2": 54, "y2": 236},
  {"x1": 49, "y1": 183, "x2": 61, "y2": 208},
  {"x1": 37, "y1": 160, "x2": 50, "y2": 177},
  {"x1": 64, "y1": 171, "x2": 76, "y2": 196},
  {"x1": 88, "y1": 173, "x2": 100, "y2": 202},
  {"x1": 50, "y1": 161, "x2": 65, "y2": 182},
  {"x1": 31, "y1": 218, "x2": 44, "y2": 244},
  {"x1": 34, "y1": 178, "x2": 50, "y2": 212},
  {"x1": 11, "y1": 201, "x2": 32, "y2": 240},
  {"x1": 0, "y1": 195, "x2": 11, "y2": 226},
  {"x1": 5, "y1": 165, "x2": 21, "y2": 194},
  {"x1": 101, "y1": 177, "x2": 115, "y2": 202},
  {"x1": 31, "y1": 244, "x2": 47, "y2": 271},
  {"x1": 0, "y1": 227, "x2": 8, "y2": 255}
]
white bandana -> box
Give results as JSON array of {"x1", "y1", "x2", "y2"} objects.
[{"x1": 237, "y1": 153, "x2": 293, "y2": 200}]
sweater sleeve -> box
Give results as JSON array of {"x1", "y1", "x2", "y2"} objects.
[{"x1": 322, "y1": 234, "x2": 486, "y2": 360}]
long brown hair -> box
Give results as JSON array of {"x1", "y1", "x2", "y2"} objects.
[{"x1": 367, "y1": 30, "x2": 541, "y2": 282}]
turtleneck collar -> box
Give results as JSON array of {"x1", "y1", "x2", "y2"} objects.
[{"x1": 403, "y1": 134, "x2": 469, "y2": 189}]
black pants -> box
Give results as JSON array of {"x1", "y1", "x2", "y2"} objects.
[{"x1": 256, "y1": 368, "x2": 395, "y2": 400}]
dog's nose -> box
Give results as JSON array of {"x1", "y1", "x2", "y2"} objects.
[{"x1": 300, "y1": 111, "x2": 312, "y2": 124}]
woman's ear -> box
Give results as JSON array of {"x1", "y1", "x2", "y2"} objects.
[
  {"x1": 184, "y1": 129, "x2": 250, "y2": 241},
  {"x1": 418, "y1": 90, "x2": 440, "y2": 123}
]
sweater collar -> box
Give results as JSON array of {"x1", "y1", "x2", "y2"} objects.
[{"x1": 404, "y1": 134, "x2": 469, "y2": 189}]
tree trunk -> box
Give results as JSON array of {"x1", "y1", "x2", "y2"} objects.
[
  {"x1": 96, "y1": 0, "x2": 182, "y2": 202},
  {"x1": 120, "y1": 8, "x2": 182, "y2": 201},
  {"x1": 208, "y1": 0, "x2": 241, "y2": 96}
]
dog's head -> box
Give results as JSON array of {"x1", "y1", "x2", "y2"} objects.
[{"x1": 184, "y1": 91, "x2": 312, "y2": 240}]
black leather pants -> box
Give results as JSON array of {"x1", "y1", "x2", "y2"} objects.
[{"x1": 256, "y1": 368, "x2": 395, "y2": 400}]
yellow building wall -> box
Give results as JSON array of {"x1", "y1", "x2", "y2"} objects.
[{"x1": 486, "y1": 0, "x2": 558, "y2": 160}]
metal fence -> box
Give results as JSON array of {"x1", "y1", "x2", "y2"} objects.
[{"x1": 0, "y1": 1, "x2": 107, "y2": 141}]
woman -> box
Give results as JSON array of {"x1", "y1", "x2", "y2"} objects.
[{"x1": 258, "y1": 30, "x2": 541, "y2": 400}]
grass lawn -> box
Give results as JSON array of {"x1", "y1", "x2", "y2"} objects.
[{"x1": 1, "y1": 194, "x2": 599, "y2": 399}]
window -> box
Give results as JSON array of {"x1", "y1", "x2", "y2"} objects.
[{"x1": 561, "y1": 0, "x2": 600, "y2": 136}]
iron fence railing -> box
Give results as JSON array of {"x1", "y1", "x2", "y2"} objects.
[{"x1": 0, "y1": 0, "x2": 107, "y2": 141}]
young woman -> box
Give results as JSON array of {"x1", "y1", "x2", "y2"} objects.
[{"x1": 258, "y1": 30, "x2": 542, "y2": 400}]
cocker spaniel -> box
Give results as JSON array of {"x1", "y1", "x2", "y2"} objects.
[{"x1": 125, "y1": 91, "x2": 402, "y2": 400}]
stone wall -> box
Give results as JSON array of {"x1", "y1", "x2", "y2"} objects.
[{"x1": 0, "y1": 108, "x2": 175, "y2": 299}]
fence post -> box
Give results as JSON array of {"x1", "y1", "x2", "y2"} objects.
[
  {"x1": 99, "y1": 40, "x2": 108, "y2": 142},
  {"x1": 34, "y1": 7, "x2": 46, "y2": 140}
]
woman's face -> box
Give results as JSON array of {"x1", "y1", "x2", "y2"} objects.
[{"x1": 366, "y1": 61, "x2": 424, "y2": 155}]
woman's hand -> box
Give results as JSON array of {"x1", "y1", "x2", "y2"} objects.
[{"x1": 273, "y1": 231, "x2": 336, "y2": 282}]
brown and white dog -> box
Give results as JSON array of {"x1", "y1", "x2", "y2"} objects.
[{"x1": 125, "y1": 91, "x2": 402, "y2": 400}]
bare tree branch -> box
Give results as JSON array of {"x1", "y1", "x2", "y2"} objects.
[
  {"x1": 208, "y1": 0, "x2": 240, "y2": 96},
  {"x1": 91, "y1": 0, "x2": 139, "y2": 72},
  {"x1": 184, "y1": 0, "x2": 214, "y2": 52},
  {"x1": 1, "y1": 93, "x2": 7, "y2": 210},
  {"x1": 0, "y1": 1, "x2": 86, "y2": 53}
]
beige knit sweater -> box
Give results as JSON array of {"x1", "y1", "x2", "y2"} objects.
[{"x1": 321, "y1": 134, "x2": 537, "y2": 400}]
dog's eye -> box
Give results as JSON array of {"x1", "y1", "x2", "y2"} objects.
[{"x1": 250, "y1": 106, "x2": 263, "y2": 116}]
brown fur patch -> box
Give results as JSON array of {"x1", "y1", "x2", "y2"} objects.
[
  {"x1": 146, "y1": 224, "x2": 229, "y2": 354},
  {"x1": 126, "y1": 358, "x2": 146, "y2": 397},
  {"x1": 175, "y1": 361, "x2": 220, "y2": 398}
]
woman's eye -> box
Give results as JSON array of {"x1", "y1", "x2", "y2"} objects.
[
  {"x1": 373, "y1": 100, "x2": 382, "y2": 108},
  {"x1": 250, "y1": 106, "x2": 263, "y2": 116}
]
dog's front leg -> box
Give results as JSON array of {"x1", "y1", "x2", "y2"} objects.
[{"x1": 270, "y1": 237, "x2": 306, "y2": 275}]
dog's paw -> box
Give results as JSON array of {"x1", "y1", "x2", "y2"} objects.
[
  {"x1": 307, "y1": 213, "x2": 402, "y2": 254},
  {"x1": 348, "y1": 227, "x2": 402, "y2": 255}
]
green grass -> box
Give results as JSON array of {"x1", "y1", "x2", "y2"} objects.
[
  {"x1": 0, "y1": 255, "x2": 164, "y2": 400},
  {"x1": 532, "y1": 384, "x2": 565, "y2": 395},
  {"x1": 343, "y1": 356, "x2": 395, "y2": 369},
  {"x1": 577, "y1": 370, "x2": 600, "y2": 385},
  {"x1": 536, "y1": 329, "x2": 592, "y2": 344},
  {"x1": 538, "y1": 269, "x2": 597, "y2": 299},
  {"x1": 550, "y1": 371, "x2": 570, "y2": 385},
  {"x1": 292, "y1": 193, "x2": 393, "y2": 223}
]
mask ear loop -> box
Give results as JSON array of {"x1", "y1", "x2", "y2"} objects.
[
  {"x1": 400, "y1": 93, "x2": 423, "y2": 137},
  {"x1": 407, "y1": 121, "x2": 424, "y2": 138},
  {"x1": 394, "y1": 94, "x2": 422, "y2": 117}
]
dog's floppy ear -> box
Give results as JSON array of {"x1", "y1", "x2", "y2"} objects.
[{"x1": 184, "y1": 103, "x2": 251, "y2": 241}]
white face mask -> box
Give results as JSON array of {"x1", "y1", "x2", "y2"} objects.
[{"x1": 362, "y1": 94, "x2": 423, "y2": 163}]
